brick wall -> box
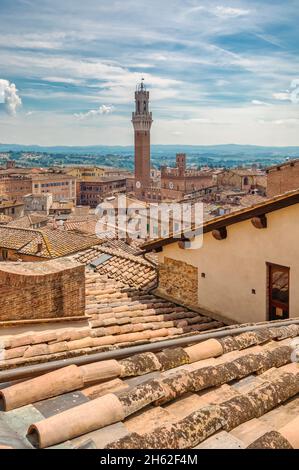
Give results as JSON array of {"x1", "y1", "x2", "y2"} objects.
[
  {"x1": 0, "y1": 259, "x2": 85, "y2": 322},
  {"x1": 267, "y1": 163, "x2": 299, "y2": 197},
  {"x1": 161, "y1": 174, "x2": 214, "y2": 200},
  {"x1": 157, "y1": 257, "x2": 198, "y2": 305},
  {"x1": 0, "y1": 177, "x2": 32, "y2": 202}
]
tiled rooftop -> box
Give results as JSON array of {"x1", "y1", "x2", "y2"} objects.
[
  {"x1": 0, "y1": 271, "x2": 222, "y2": 370},
  {"x1": 7, "y1": 214, "x2": 49, "y2": 229},
  {"x1": 0, "y1": 321, "x2": 298, "y2": 449},
  {"x1": 0, "y1": 226, "x2": 100, "y2": 259},
  {"x1": 0, "y1": 214, "x2": 12, "y2": 225},
  {"x1": 70, "y1": 246, "x2": 157, "y2": 290}
]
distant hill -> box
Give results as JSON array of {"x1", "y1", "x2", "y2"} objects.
[
  {"x1": 1, "y1": 143, "x2": 298, "y2": 170},
  {"x1": 1, "y1": 143, "x2": 299, "y2": 156}
]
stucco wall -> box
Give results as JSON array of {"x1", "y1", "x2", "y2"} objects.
[{"x1": 158, "y1": 203, "x2": 299, "y2": 323}]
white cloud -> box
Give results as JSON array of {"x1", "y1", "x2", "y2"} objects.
[
  {"x1": 214, "y1": 6, "x2": 250, "y2": 18},
  {"x1": 0, "y1": 79, "x2": 22, "y2": 115},
  {"x1": 215, "y1": 79, "x2": 230, "y2": 87},
  {"x1": 273, "y1": 92, "x2": 291, "y2": 101},
  {"x1": 259, "y1": 118, "x2": 299, "y2": 125},
  {"x1": 251, "y1": 100, "x2": 269, "y2": 105},
  {"x1": 184, "y1": 5, "x2": 250, "y2": 19},
  {"x1": 74, "y1": 104, "x2": 114, "y2": 119},
  {"x1": 0, "y1": 32, "x2": 66, "y2": 50},
  {"x1": 171, "y1": 131, "x2": 183, "y2": 136},
  {"x1": 273, "y1": 80, "x2": 299, "y2": 104},
  {"x1": 44, "y1": 76, "x2": 84, "y2": 85}
]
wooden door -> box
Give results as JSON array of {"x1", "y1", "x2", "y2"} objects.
[{"x1": 268, "y1": 264, "x2": 289, "y2": 321}]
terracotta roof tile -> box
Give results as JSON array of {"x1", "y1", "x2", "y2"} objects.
[
  {"x1": 0, "y1": 320, "x2": 298, "y2": 449},
  {"x1": 70, "y1": 245, "x2": 157, "y2": 290},
  {"x1": 0, "y1": 226, "x2": 100, "y2": 258},
  {"x1": 7, "y1": 214, "x2": 49, "y2": 229}
]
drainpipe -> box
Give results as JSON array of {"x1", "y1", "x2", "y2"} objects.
[{"x1": 0, "y1": 317, "x2": 299, "y2": 384}]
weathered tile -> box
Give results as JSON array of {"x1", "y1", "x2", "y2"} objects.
[
  {"x1": 195, "y1": 431, "x2": 245, "y2": 449},
  {"x1": 34, "y1": 391, "x2": 89, "y2": 418}
]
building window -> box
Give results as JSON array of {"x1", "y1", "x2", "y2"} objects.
[{"x1": 267, "y1": 263, "x2": 290, "y2": 321}]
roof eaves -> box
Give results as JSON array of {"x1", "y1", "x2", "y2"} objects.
[{"x1": 142, "y1": 189, "x2": 299, "y2": 251}]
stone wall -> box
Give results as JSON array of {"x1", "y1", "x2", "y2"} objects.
[
  {"x1": 267, "y1": 163, "x2": 299, "y2": 197},
  {"x1": 0, "y1": 259, "x2": 85, "y2": 322},
  {"x1": 157, "y1": 257, "x2": 198, "y2": 306}
]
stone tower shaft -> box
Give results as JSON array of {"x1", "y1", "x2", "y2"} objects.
[{"x1": 132, "y1": 81, "x2": 153, "y2": 192}]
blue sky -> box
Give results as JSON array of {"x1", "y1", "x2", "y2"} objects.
[{"x1": 0, "y1": 0, "x2": 299, "y2": 146}]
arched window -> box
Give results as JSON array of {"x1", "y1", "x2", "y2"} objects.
[{"x1": 243, "y1": 176, "x2": 249, "y2": 186}]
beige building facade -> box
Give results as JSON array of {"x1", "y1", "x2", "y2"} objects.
[
  {"x1": 23, "y1": 193, "x2": 53, "y2": 214},
  {"x1": 31, "y1": 174, "x2": 76, "y2": 202},
  {"x1": 144, "y1": 191, "x2": 299, "y2": 324},
  {"x1": 217, "y1": 169, "x2": 267, "y2": 193},
  {"x1": 66, "y1": 166, "x2": 105, "y2": 179}
]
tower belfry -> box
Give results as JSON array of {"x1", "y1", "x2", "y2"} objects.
[{"x1": 132, "y1": 80, "x2": 153, "y2": 196}]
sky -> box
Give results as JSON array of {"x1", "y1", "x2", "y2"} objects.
[{"x1": 0, "y1": 0, "x2": 299, "y2": 146}]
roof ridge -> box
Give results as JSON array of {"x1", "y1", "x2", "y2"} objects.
[
  {"x1": 0, "y1": 225, "x2": 44, "y2": 234},
  {"x1": 97, "y1": 245, "x2": 151, "y2": 266},
  {"x1": 40, "y1": 232, "x2": 52, "y2": 257}
]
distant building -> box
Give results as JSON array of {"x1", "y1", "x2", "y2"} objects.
[
  {"x1": 267, "y1": 158, "x2": 299, "y2": 197},
  {"x1": 0, "y1": 200, "x2": 24, "y2": 219},
  {"x1": 217, "y1": 168, "x2": 267, "y2": 194},
  {"x1": 65, "y1": 166, "x2": 106, "y2": 179},
  {"x1": 77, "y1": 177, "x2": 127, "y2": 208},
  {"x1": 161, "y1": 154, "x2": 215, "y2": 200},
  {"x1": 104, "y1": 169, "x2": 133, "y2": 178},
  {"x1": 6, "y1": 160, "x2": 16, "y2": 169},
  {"x1": 0, "y1": 175, "x2": 32, "y2": 202},
  {"x1": 126, "y1": 176, "x2": 135, "y2": 193},
  {"x1": 49, "y1": 200, "x2": 74, "y2": 216},
  {"x1": 7, "y1": 214, "x2": 49, "y2": 229},
  {"x1": 0, "y1": 225, "x2": 100, "y2": 261},
  {"x1": 31, "y1": 173, "x2": 76, "y2": 202},
  {"x1": 0, "y1": 168, "x2": 76, "y2": 203},
  {"x1": 23, "y1": 193, "x2": 53, "y2": 215},
  {"x1": 132, "y1": 80, "x2": 153, "y2": 199},
  {"x1": 130, "y1": 84, "x2": 219, "y2": 202}
]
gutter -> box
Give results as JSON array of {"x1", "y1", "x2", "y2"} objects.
[{"x1": 1, "y1": 317, "x2": 299, "y2": 383}]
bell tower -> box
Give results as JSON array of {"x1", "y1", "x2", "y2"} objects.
[{"x1": 132, "y1": 80, "x2": 153, "y2": 196}]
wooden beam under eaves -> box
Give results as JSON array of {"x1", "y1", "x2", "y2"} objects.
[
  {"x1": 212, "y1": 227, "x2": 227, "y2": 240},
  {"x1": 251, "y1": 214, "x2": 267, "y2": 229},
  {"x1": 178, "y1": 234, "x2": 195, "y2": 249}
]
